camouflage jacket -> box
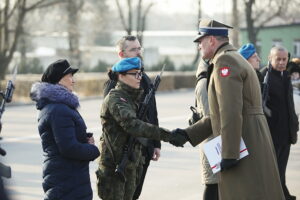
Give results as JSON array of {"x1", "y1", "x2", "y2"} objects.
[{"x1": 99, "y1": 81, "x2": 170, "y2": 169}]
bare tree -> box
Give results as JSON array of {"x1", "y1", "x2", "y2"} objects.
[
  {"x1": 231, "y1": 0, "x2": 239, "y2": 47},
  {"x1": 243, "y1": 0, "x2": 291, "y2": 48},
  {"x1": 89, "y1": 0, "x2": 111, "y2": 46},
  {"x1": 114, "y1": 0, "x2": 154, "y2": 45},
  {"x1": 0, "y1": 0, "x2": 63, "y2": 80},
  {"x1": 67, "y1": 0, "x2": 84, "y2": 68},
  {"x1": 191, "y1": 0, "x2": 202, "y2": 66}
]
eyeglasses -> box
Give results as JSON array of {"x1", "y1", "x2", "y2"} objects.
[
  {"x1": 128, "y1": 47, "x2": 143, "y2": 52},
  {"x1": 125, "y1": 71, "x2": 143, "y2": 79}
]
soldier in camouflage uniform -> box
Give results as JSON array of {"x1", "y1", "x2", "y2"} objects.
[{"x1": 96, "y1": 57, "x2": 176, "y2": 200}]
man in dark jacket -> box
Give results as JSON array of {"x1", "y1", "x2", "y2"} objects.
[
  {"x1": 103, "y1": 36, "x2": 161, "y2": 199},
  {"x1": 261, "y1": 46, "x2": 299, "y2": 200}
]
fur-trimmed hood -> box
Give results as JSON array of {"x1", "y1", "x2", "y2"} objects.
[{"x1": 30, "y1": 82, "x2": 79, "y2": 109}]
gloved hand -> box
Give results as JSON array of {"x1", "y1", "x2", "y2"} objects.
[
  {"x1": 220, "y1": 158, "x2": 239, "y2": 171},
  {"x1": 169, "y1": 128, "x2": 189, "y2": 147}
]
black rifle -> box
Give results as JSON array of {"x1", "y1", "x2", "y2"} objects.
[
  {"x1": 262, "y1": 62, "x2": 272, "y2": 117},
  {"x1": 0, "y1": 66, "x2": 17, "y2": 179},
  {"x1": 115, "y1": 65, "x2": 165, "y2": 182}
]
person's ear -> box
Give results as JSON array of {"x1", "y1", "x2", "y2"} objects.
[
  {"x1": 118, "y1": 73, "x2": 125, "y2": 81},
  {"x1": 118, "y1": 51, "x2": 124, "y2": 58}
]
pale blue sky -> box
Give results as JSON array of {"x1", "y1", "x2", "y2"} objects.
[{"x1": 155, "y1": 0, "x2": 232, "y2": 15}]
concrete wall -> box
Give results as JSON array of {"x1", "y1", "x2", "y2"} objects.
[{"x1": 1, "y1": 72, "x2": 196, "y2": 103}]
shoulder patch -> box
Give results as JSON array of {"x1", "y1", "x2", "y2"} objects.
[
  {"x1": 120, "y1": 97, "x2": 127, "y2": 102},
  {"x1": 220, "y1": 67, "x2": 230, "y2": 77}
]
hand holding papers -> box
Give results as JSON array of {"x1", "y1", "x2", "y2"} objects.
[{"x1": 203, "y1": 136, "x2": 249, "y2": 173}]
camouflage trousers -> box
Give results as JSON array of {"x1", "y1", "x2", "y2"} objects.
[{"x1": 96, "y1": 162, "x2": 144, "y2": 200}]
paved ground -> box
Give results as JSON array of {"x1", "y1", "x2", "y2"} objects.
[{"x1": 0, "y1": 89, "x2": 299, "y2": 200}]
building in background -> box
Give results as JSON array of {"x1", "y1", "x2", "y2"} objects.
[
  {"x1": 240, "y1": 23, "x2": 300, "y2": 66},
  {"x1": 11, "y1": 30, "x2": 198, "y2": 70},
  {"x1": 12, "y1": 23, "x2": 300, "y2": 71}
]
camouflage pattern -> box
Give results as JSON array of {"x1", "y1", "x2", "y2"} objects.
[{"x1": 97, "y1": 81, "x2": 170, "y2": 200}]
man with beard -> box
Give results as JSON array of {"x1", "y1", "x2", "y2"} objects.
[{"x1": 102, "y1": 36, "x2": 161, "y2": 200}]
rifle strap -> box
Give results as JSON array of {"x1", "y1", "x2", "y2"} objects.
[{"x1": 102, "y1": 132, "x2": 117, "y2": 165}]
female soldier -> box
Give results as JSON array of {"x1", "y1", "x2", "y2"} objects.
[
  {"x1": 30, "y1": 59, "x2": 100, "y2": 200},
  {"x1": 96, "y1": 57, "x2": 174, "y2": 200}
]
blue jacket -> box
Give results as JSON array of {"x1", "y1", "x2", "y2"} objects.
[{"x1": 30, "y1": 82, "x2": 100, "y2": 200}]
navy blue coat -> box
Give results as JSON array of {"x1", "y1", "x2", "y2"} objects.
[{"x1": 31, "y1": 82, "x2": 100, "y2": 200}]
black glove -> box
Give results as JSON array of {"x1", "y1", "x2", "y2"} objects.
[
  {"x1": 169, "y1": 128, "x2": 189, "y2": 147},
  {"x1": 220, "y1": 159, "x2": 239, "y2": 171}
]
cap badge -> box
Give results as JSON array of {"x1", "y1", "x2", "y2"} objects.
[{"x1": 220, "y1": 67, "x2": 230, "y2": 77}]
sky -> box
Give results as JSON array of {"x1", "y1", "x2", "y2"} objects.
[{"x1": 155, "y1": 0, "x2": 232, "y2": 16}]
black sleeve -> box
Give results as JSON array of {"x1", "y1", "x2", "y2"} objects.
[
  {"x1": 103, "y1": 80, "x2": 117, "y2": 97},
  {"x1": 141, "y1": 73, "x2": 161, "y2": 149}
]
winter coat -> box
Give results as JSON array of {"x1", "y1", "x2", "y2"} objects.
[
  {"x1": 260, "y1": 67, "x2": 299, "y2": 145},
  {"x1": 194, "y1": 60, "x2": 218, "y2": 185},
  {"x1": 185, "y1": 43, "x2": 285, "y2": 200},
  {"x1": 30, "y1": 82, "x2": 100, "y2": 200}
]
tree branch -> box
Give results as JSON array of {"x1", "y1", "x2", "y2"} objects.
[
  {"x1": 26, "y1": 0, "x2": 67, "y2": 11},
  {"x1": 115, "y1": 0, "x2": 128, "y2": 32}
]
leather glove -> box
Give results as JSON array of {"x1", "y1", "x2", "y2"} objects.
[
  {"x1": 169, "y1": 128, "x2": 189, "y2": 147},
  {"x1": 220, "y1": 158, "x2": 239, "y2": 171}
]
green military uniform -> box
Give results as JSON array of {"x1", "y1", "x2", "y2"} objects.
[
  {"x1": 97, "y1": 81, "x2": 170, "y2": 200},
  {"x1": 185, "y1": 43, "x2": 285, "y2": 200}
]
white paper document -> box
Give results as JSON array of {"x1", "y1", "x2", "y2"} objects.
[{"x1": 203, "y1": 136, "x2": 249, "y2": 174}]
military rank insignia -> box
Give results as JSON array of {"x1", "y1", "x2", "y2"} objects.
[{"x1": 220, "y1": 67, "x2": 230, "y2": 77}]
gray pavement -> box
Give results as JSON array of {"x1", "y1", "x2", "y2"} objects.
[{"x1": 0, "y1": 89, "x2": 299, "y2": 200}]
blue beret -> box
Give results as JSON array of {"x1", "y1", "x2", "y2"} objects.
[
  {"x1": 238, "y1": 43, "x2": 256, "y2": 60},
  {"x1": 112, "y1": 57, "x2": 141, "y2": 72}
]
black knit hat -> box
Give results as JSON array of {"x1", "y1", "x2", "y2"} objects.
[{"x1": 41, "y1": 59, "x2": 78, "y2": 84}]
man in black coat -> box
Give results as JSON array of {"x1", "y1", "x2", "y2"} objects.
[
  {"x1": 261, "y1": 46, "x2": 299, "y2": 200},
  {"x1": 103, "y1": 35, "x2": 161, "y2": 200}
]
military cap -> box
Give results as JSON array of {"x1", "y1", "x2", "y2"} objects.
[
  {"x1": 112, "y1": 57, "x2": 141, "y2": 72},
  {"x1": 193, "y1": 19, "x2": 233, "y2": 42},
  {"x1": 41, "y1": 59, "x2": 78, "y2": 84},
  {"x1": 238, "y1": 43, "x2": 256, "y2": 60}
]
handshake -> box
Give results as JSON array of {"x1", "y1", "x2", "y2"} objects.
[{"x1": 169, "y1": 128, "x2": 189, "y2": 147}]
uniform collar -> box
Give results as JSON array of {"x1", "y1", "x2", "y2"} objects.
[
  {"x1": 116, "y1": 81, "x2": 143, "y2": 102},
  {"x1": 211, "y1": 43, "x2": 236, "y2": 64}
]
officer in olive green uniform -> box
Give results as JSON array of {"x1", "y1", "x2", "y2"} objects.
[
  {"x1": 170, "y1": 19, "x2": 285, "y2": 200},
  {"x1": 97, "y1": 57, "x2": 173, "y2": 200}
]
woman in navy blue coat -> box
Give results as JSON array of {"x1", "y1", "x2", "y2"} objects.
[{"x1": 30, "y1": 59, "x2": 100, "y2": 200}]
